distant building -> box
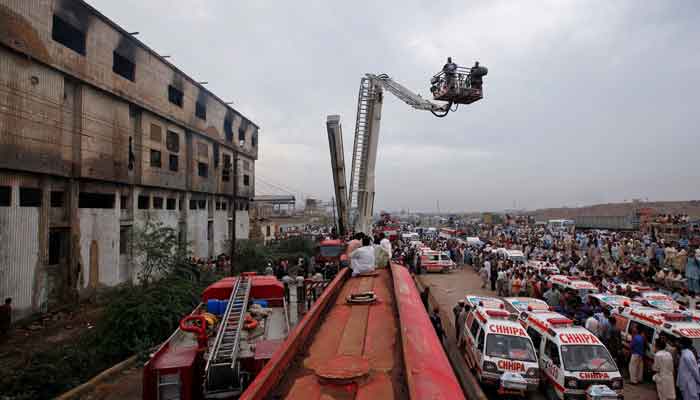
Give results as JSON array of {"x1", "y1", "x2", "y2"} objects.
[{"x1": 0, "y1": 0, "x2": 259, "y2": 318}]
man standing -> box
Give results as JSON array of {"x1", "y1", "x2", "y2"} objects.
[
  {"x1": 430, "y1": 307, "x2": 446, "y2": 343},
  {"x1": 677, "y1": 337, "x2": 700, "y2": 400},
  {"x1": 607, "y1": 315, "x2": 623, "y2": 368},
  {"x1": 686, "y1": 250, "x2": 700, "y2": 297},
  {"x1": 0, "y1": 298, "x2": 11, "y2": 338},
  {"x1": 485, "y1": 259, "x2": 495, "y2": 290},
  {"x1": 652, "y1": 338, "x2": 676, "y2": 400},
  {"x1": 457, "y1": 305, "x2": 468, "y2": 348},
  {"x1": 453, "y1": 300, "x2": 465, "y2": 341},
  {"x1": 629, "y1": 325, "x2": 646, "y2": 384}
]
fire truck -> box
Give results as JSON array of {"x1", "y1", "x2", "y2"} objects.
[
  {"x1": 143, "y1": 274, "x2": 286, "y2": 400},
  {"x1": 521, "y1": 311, "x2": 623, "y2": 400},
  {"x1": 315, "y1": 239, "x2": 347, "y2": 279}
]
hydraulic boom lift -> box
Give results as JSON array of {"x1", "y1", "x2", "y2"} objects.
[{"x1": 327, "y1": 59, "x2": 487, "y2": 235}]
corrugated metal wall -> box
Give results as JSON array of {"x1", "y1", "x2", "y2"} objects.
[
  {"x1": 0, "y1": 196, "x2": 40, "y2": 319},
  {"x1": 79, "y1": 208, "x2": 119, "y2": 287},
  {"x1": 213, "y1": 210, "x2": 229, "y2": 255},
  {"x1": 187, "y1": 211, "x2": 208, "y2": 258}
]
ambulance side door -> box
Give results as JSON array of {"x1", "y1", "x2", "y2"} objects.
[
  {"x1": 475, "y1": 327, "x2": 486, "y2": 367},
  {"x1": 542, "y1": 339, "x2": 563, "y2": 388}
]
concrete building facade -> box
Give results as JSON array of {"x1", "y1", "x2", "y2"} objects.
[{"x1": 0, "y1": 0, "x2": 258, "y2": 318}]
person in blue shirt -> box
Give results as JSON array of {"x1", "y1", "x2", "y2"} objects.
[
  {"x1": 629, "y1": 325, "x2": 646, "y2": 384},
  {"x1": 687, "y1": 250, "x2": 700, "y2": 296}
]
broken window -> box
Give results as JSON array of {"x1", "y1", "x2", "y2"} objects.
[
  {"x1": 224, "y1": 117, "x2": 233, "y2": 142},
  {"x1": 0, "y1": 186, "x2": 11, "y2": 206},
  {"x1": 153, "y1": 196, "x2": 164, "y2": 209},
  {"x1": 243, "y1": 174, "x2": 250, "y2": 186},
  {"x1": 252, "y1": 130, "x2": 258, "y2": 147},
  {"x1": 198, "y1": 162, "x2": 209, "y2": 178},
  {"x1": 119, "y1": 227, "x2": 130, "y2": 255},
  {"x1": 169, "y1": 154, "x2": 178, "y2": 172},
  {"x1": 78, "y1": 192, "x2": 115, "y2": 209},
  {"x1": 113, "y1": 51, "x2": 135, "y2": 81},
  {"x1": 189, "y1": 199, "x2": 197, "y2": 210},
  {"x1": 50, "y1": 191, "x2": 64, "y2": 207},
  {"x1": 166, "y1": 131, "x2": 179, "y2": 152},
  {"x1": 168, "y1": 85, "x2": 183, "y2": 107},
  {"x1": 150, "y1": 124, "x2": 162, "y2": 142},
  {"x1": 150, "y1": 149, "x2": 162, "y2": 168},
  {"x1": 20, "y1": 187, "x2": 42, "y2": 207},
  {"x1": 120, "y1": 195, "x2": 129, "y2": 210},
  {"x1": 198, "y1": 200, "x2": 206, "y2": 210},
  {"x1": 215, "y1": 201, "x2": 221, "y2": 210},
  {"x1": 195, "y1": 101, "x2": 206, "y2": 120},
  {"x1": 49, "y1": 229, "x2": 69, "y2": 265},
  {"x1": 52, "y1": 15, "x2": 86, "y2": 55},
  {"x1": 222, "y1": 154, "x2": 231, "y2": 182},
  {"x1": 137, "y1": 195, "x2": 149, "y2": 209},
  {"x1": 166, "y1": 198, "x2": 176, "y2": 210},
  {"x1": 239, "y1": 119, "x2": 248, "y2": 142},
  {"x1": 221, "y1": 201, "x2": 227, "y2": 211}
]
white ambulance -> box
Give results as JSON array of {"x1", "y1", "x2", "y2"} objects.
[
  {"x1": 462, "y1": 306, "x2": 540, "y2": 394},
  {"x1": 465, "y1": 295, "x2": 506, "y2": 310},
  {"x1": 588, "y1": 294, "x2": 637, "y2": 313},
  {"x1": 522, "y1": 311, "x2": 623, "y2": 400},
  {"x1": 612, "y1": 306, "x2": 700, "y2": 372},
  {"x1": 549, "y1": 275, "x2": 600, "y2": 301},
  {"x1": 503, "y1": 297, "x2": 550, "y2": 318}
]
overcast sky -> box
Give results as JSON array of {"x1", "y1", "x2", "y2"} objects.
[{"x1": 88, "y1": 0, "x2": 700, "y2": 212}]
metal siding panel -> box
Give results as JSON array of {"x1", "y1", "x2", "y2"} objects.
[
  {"x1": 0, "y1": 205, "x2": 39, "y2": 319},
  {"x1": 187, "y1": 210, "x2": 208, "y2": 258},
  {"x1": 79, "y1": 208, "x2": 119, "y2": 287},
  {"x1": 213, "y1": 210, "x2": 228, "y2": 255},
  {"x1": 235, "y1": 210, "x2": 249, "y2": 240}
]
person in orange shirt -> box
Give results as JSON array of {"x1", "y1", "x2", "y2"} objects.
[{"x1": 511, "y1": 274, "x2": 522, "y2": 297}]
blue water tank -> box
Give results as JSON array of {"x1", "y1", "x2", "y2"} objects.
[
  {"x1": 207, "y1": 299, "x2": 220, "y2": 315},
  {"x1": 219, "y1": 300, "x2": 229, "y2": 315}
]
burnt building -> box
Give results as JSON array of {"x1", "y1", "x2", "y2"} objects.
[{"x1": 0, "y1": 0, "x2": 258, "y2": 318}]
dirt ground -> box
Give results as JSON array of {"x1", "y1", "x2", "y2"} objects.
[
  {"x1": 419, "y1": 267, "x2": 658, "y2": 400},
  {"x1": 82, "y1": 365, "x2": 142, "y2": 400},
  {"x1": 0, "y1": 304, "x2": 103, "y2": 371}
]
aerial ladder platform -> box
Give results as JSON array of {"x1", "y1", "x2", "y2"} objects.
[{"x1": 204, "y1": 275, "x2": 251, "y2": 396}]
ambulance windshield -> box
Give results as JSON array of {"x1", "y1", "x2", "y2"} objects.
[
  {"x1": 486, "y1": 334, "x2": 536, "y2": 362},
  {"x1": 561, "y1": 345, "x2": 617, "y2": 372}
]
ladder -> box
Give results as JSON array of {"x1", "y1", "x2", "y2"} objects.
[
  {"x1": 205, "y1": 276, "x2": 251, "y2": 392},
  {"x1": 348, "y1": 77, "x2": 374, "y2": 215}
]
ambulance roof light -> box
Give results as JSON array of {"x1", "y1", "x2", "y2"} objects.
[
  {"x1": 548, "y1": 318, "x2": 573, "y2": 326},
  {"x1": 485, "y1": 309, "x2": 510, "y2": 318}
]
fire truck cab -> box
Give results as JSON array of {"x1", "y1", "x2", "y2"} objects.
[
  {"x1": 462, "y1": 307, "x2": 540, "y2": 394},
  {"x1": 522, "y1": 311, "x2": 623, "y2": 400},
  {"x1": 613, "y1": 306, "x2": 700, "y2": 371}
]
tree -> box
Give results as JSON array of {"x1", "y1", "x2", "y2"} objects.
[{"x1": 130, "y1": 221, "x2": 191, "y2": 284}]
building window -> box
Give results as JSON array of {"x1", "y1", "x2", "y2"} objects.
[
  {"x1": 150, "y1": 150, "x2": 162, "y2": 168},
  {"x1": 198, "y1": 200, "x2": 206, "y2": 210},
  {"x1": 168, "y1": 85, "x2": 183, "y2": 107},
  {"x1": 222, "y1": 201, "x2": 227, "y2": 211},
  {"x1": 166, "y1": 131, "x2": 179, "y2": 152},
  {"x1": 252, "y1": 131, "x2": 258, "y2": 147},
  {"x1": 189, "y1": 199, "x2": 197, "y2": 210},
  {"x1": 198, "y1": 162, "x2": 209, "y2": 178},
  {"x1": 78, "y1": 192, "x2": 115, "y2": 209},
  {"x1": 166, "y1": 198, "x2": 176, "y2": 210},
  {"x1": 243, "y1": 174, "x2": 250, "y2": 186},
  {"x1": 222, "y1": 154, "x2": 231, "y2": 182},
  {"x1": 224, "y1": 118, "x2": 233, "y2": 142},
  {"x1": 20, "y1": 187, "x2": 42, "y2": 207},
  {"x1": 112, "y1": 51, "x2": 135, "y2": 81},
  {"x1": 153, "y1": 196, "x2": 164, "y2": 209},
  {"x1": 137, "y1": 195, "x2": 149, "y2": 209},
  {"x1": 266, "y1": 225, "x2": 271, "y2": 237},
  {"x1": 169, "y1": 154, "x2": 178, "y2": 172},
  {"x1": 50, "y1": 191, "x2": 64, "y2": 208},
  {"x1": 195, "y1": 101, "x2": 206, "y2": 120},
  {"x1": 215, "y1": 201, "x2": 221, "y2": 210},
  {"x1": 0, "y1": 186, "x2": 10, "y2": 206},
  {"x1": 120, "y1": 195, "x2": 129, "y2": 210},
  {"x1": 150, "y1": 124, "x2": 162, "y2": 142},
  {"x1": 52, "y1": 15, "x2": 86, "y2": 55},
  {"x1": 239, "y1": 120, "x2": 248, "y2": 142},
  {"x1": 119, "y1": 227, "x2": 130, "y2": 255}
]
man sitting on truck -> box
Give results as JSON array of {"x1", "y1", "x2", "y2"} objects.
[{"x1": 350, "y1": 236, "x2": 376, "y2": 277}]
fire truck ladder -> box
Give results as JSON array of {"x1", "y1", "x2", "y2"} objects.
[{"x1": 205, "y1": 276, "x2": 251, "y2": 394}]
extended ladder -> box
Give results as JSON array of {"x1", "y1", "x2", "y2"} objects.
[{"x1": 205, "y1": 276, "x2": 251, "y2": 393}]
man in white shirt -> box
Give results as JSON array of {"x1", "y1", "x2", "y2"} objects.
[{"x1": 350, "y1": 236, "x2": 376, "y2": 276}]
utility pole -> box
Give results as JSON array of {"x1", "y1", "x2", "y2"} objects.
[{"x1": 229, "y1": 152, "x2": 238, "y2": 275}]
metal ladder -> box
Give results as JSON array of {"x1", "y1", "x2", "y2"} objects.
[
  {"x1": 349, "y1": 77, "x2": 374, "y2": 213},
  {"x1": 205, "y1": 276, "x2": 251, "y2": 392}
]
